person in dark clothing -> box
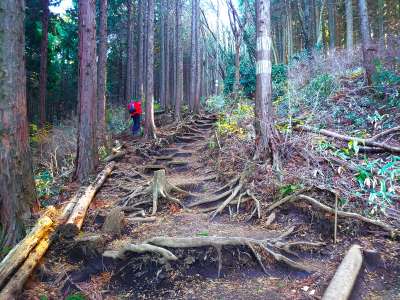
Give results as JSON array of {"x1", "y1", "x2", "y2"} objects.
[{"x1": 127, "y1": 99, "x2": 142, "y2": 136}]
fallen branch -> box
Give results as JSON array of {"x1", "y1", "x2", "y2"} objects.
[
  {"x1": 268, "y1": 193, "x2": 396, "y2": 235},
  {"x1": 105, "y1": 150, "x2": 126, "y2": 162},
  {"x1": 323, "y1": 245, "x2": 363, "y2": 300},
  {"x1": 297, "y1": 125, "x2": 400, "y2": 154}
]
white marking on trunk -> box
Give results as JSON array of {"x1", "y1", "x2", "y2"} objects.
[{"x1": 256, "y1": 60, "x2": 271, "y2": 75}]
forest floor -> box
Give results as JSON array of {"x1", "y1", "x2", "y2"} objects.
[{"x1": 22, "y1": 113, "x2": 400, "y2": 300}]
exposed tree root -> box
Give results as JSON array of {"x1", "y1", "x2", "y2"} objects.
[
  {"x1": 142, "y1": 233, "x2": 322, "y2": 274},
  {"x1": 268, "y1": 193, "x2": 396, "y2": 236},
  {"x1": 103, "y1": 243, "x2": 178, "y2": 261},
  {"x1": 187, "y1": 175, "x2": 261, "y2": 221},
  {"x1": 122, "y1": 170, "x2": 191, "y2": 215}
]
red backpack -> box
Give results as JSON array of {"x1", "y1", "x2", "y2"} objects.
[{"x1": 128, "y1": 101, "x2": 142, "y2": 116}]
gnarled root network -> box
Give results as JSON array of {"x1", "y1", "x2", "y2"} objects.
[{"x1": 103, "y1": 227, "x2": 324, "y2": 277}]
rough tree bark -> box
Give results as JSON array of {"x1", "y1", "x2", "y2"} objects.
[
  {"x1": 255, "y1": 0, "x2": 281, "y2": 170},
  {"x1": 189, "y1": 0, "x2": 198, "y2": 111},
  {"x1": 165, "y1": 1, "x2": 171, "y2": 110},
  {"x1": 193, "y1": 0, "x2": 201, "y2": 113},
  {"x1": 97, "y1": 0, "x2": 108, "y2": 146},
  {"x1": 160, "y1": 0, "x2": 166, "y2": 110},
  {"x1": 144, "y1": 0, "x2": 156, "y2": 139},
  {"x1": 126, "y1": 0, "x2": 134, "y2": 102},
  {"x1": 345, "y1": 0, "x2": 353, "y2": 51},
  {"x1": 327, "y1": 0, "x2": 336, "y2": 50},
  {"x1": 0, "y1": 0, "x2": 37, "y2": 250},
  {"x1": 138, "y1": 0, "x2": 145, "y2": 101},
  {"x1": 39, "y1": 0, "x2": 49, "y2": 127},
  {"x1": 175, "y1": 0, "x2": 183, "y2": 121},
  {"x1": 75, "y1": 0, "x2": 98, "y2": 183},
  {"x1": 358, "y1": 0, "x2": 376, "y2": 84}
]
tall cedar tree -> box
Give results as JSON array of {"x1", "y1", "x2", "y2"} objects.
[
  {"x1": 144, "y1": 0, "x2": 156, "y2": 139},
  {"x1": 126, "y1": 0, "x2": 134, "y2": 102},
  {"x1": 194, "y1": 0, "x2": 201, "y2": 113},
  {"x1": 75, "y1": 0, "x2": 98, "y2": 182},
  {"x1": 39, "y1": 0, "x2": 49, "y2": 127},
  {"x1": 345, "y1": 0, "x2": 353, "y2": 51},
  {"x1": 358, "y1": 0, "x2": 376, "y2": 85},
  {"x1": 255, "y1": 0, "x2": 281, "y2": 170},
  {"x1": 97, "y1": 0, "x2": 108, "y2": 145},
  {"x1": 327, "y1": 0, "x2": 336, "y2": 49},
  {"x1": 138, "y1": 0, "x2": 145, "y2": 101},
  {"x1": 175, "y1": 0, "x2": 184, "y2": 121},
  {"x1": 160, "y1": 0, "x2": 166, "y2": 110},
  {"x1": 189, "y1": 0, "x2": 198, "y2": 111},
  {"x1": 0, "y1": 0, "x2": 37, "y2": 249}
]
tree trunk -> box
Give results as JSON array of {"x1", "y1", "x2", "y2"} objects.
[
  {"x1": 75, "y1": 0, "x2": 98, "y2": 183},
  {"x1": 97, "y1": 0, "x2": 108, "y2": 146},
  {"x1": 285, "y1": 0, "x2": 293, "y2": 59},
  {"x1": 126, "y1": 0, "x2": 134, "y2": 102},
  {"x1": 193, "y1": 0, "x2": 201, "y2": 114},
  {"x1": 160, "y1": 0, "x2": 166, "y2": 110},
  {"x1": 377, "y1": 0, "x2": 385, "y2": 49},
  {"x1": 0, "y1": 0, "x2": 37, "y2": 250},
  {"x1": 175, "y1": 0, "x2": 183, "y2": 121},
  {"x1": 144, "y1": 0, "x2": 156, "y2": 139},
  {"x1": 189, "y1": 0, "x2": 197, "y2": 111},
  {"x1": 39, "y1": 0, "x2": 49, "y2": 127},
  {"x1": 327, "y1": 0, "x2": 336, "y2": 49},
  {"x1": 358, "y1": 0, "x2": 375, "y2": 84},
  {"x1": 165, "y1": 2, "x2": 171, "y2": 110},
  {"x1": 138, "y1": 0, "x2": 145, "y2": 101},
  {"x1": 345, "y1": 0, "x2": 353, "y2": 51},
  {"x1": 255, "y1": 0, "x2": 280, "y2": 170}
]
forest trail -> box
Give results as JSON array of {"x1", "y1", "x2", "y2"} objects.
[{"x1": 20, "y1": 114, "x2": 400, "y2": 300}]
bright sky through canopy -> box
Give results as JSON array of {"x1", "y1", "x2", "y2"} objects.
[{"x1": 50, "y1": 0, "x2": 73, "y2": 14}]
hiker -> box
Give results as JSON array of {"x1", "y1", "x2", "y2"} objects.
[{"x1": 127, "y1": 98, "x2": 142, "y2": 136}]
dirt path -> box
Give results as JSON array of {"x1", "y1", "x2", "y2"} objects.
[{"x1": 22, "y1": 115, "x2": 400, "y2": 300}]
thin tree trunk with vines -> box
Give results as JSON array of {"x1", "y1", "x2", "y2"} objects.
[
  {"x1": 97, "y1": 0, "x2": 108, "y2": 146},
  {"x1": 39, "y1": 0, "x2": 49, "y2": 127}
]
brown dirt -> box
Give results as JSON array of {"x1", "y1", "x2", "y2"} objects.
[{"x1": 21, "y1": 115, "x2": 400, "y2": 300}]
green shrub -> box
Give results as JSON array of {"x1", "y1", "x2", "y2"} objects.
[
  {"x1": 106, "y1": 105, "x2": 129, "y2": 134},
  {"x1": 304, "y1": 73, "x2": 336, "y2": 103},
  {"x1": 372, "y1": 61, "x2": 400, "y2": 106}
]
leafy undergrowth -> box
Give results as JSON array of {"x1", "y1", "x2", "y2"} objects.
[{"x1": 206, "y1": 48, "x2": 400, "y2": 228}]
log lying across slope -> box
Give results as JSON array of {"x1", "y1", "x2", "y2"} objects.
[
  {"x1": 297, "y1": 125, "x2": 400, "y2": 154},
  {"x1": 0, "y1": 162, "x2": 116, "y2": 298}
]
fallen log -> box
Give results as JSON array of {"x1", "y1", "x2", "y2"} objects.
[
  {"x1": 322, "y1": 244, "x2": 363, "y2": 300},
  {"x1": 0, "y1": 211, "x2": 54, "y2": 289},
  {"x1": 105, "y1": 150, "x2": 126, "y2": 162},
  {"x1": 0, "y1": 163, "x2": 116, "y2": 297},
  {"x1": 66, "y1": 162, "x2": 116, "y2": 231},
  {"x1": 0, "y1": 237, "x2": 51, "y2": 299},
  {"x1": 297, "y1": 125, "x2": 400, "y2": 154}
]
